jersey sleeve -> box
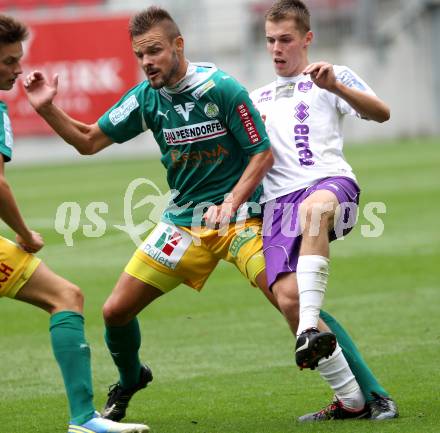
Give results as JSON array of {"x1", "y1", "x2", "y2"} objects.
[
  {"x1": 219, "y1": 77, "x2": 270, "y2": 155},
  {"x1": 98, "y1": 83, "x2": 149, "y2": 143},
  {"x1": 0, "y1": 104, "x2": 13, "y2": 162},
  {"x1": 334, "y1": 66, "x2": 377, "y2": 117}
]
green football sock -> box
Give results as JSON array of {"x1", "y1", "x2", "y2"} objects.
[
  {"x1": 105, "y1": 318, "x2": 142, "y2": 389},
  {"x1": 50, "y1": 311, "x2": 95, "y2": 425},
  {"x1": 320, "y1": 310, "x2": 390, "y2": 402}
]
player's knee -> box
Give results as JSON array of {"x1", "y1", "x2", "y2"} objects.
[
  {"x1": 299, "y1": 201, "x2": 333, "y2": 237},
  {"x1": 57, "y1": 282, "x2": 84, "y2": 313},
  {"x1": 102, "y1": 299, "x2": 132, "y2": 326}
]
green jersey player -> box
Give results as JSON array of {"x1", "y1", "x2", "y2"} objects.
[
  {"x1": 97, "y1": 63, "x2": 268, "y2": 227},
  {"x1": 25, "y1": 6, "x2": 274, "y2": 422}
]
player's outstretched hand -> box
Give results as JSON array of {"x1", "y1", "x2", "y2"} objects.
[
  {"x1": 23, "y1": 71, "x2": 58, "y2": 111},
  {"x1": 303, "y1": 62, "x2": 337, "y2": 91},
  {"x1": 16, "y1": 230, "x2": 44, "y2": 254}
]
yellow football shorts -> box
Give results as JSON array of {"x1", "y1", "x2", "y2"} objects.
[
  {"x1": 0, "y1": 235, "x2": 41, "y2": 298},
  {"x1": 125, "y1": 218, "x2": 265, "y2": 292}
]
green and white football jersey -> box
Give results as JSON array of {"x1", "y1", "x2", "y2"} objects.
[
  {"x1": 99, "y1": 63, "x2": 270, "y2": 226},
  {"x1": 0, "y1": 101, "x2": 13, "y2": 162}
]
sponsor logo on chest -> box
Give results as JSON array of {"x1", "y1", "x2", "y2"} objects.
[
  {"x1": 163, "y1": 119, "x2": 227, "y2": 145},
  {"x1": 294, "y1": 123, "x2": 314, "y2": 167},
  {"x1": 174, "y1": 102, "x2": 195, "y2": 121},
  {"x1": 191, "y1": 79, "x2": 216, "y2": 100},
  {"x1": 257, "y1": 90, "x2": 273, "y2": 103},
  {"x1": 294, "y1": 101, "x2": 310, "y2": 123}
]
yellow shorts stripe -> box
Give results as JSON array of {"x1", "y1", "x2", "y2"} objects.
[
  {"x1": 244, "y1": 251, "x2": 266, "y2": 286},
  {"x1": 125, "y1": 254, "x2": 183, "y2": 293}
]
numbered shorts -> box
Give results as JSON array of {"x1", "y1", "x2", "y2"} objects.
[
  {"x1": 0, "y1": 236, "x2": 41, "y2": 298},
  {"x1": 125, "y1": 218, "x2": 265, "y2": 292},
  {"x1": 263, "y1": 176, "x2": 360, "y2": 289}
]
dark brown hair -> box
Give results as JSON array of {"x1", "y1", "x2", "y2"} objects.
[
  {"x1": 0, "y1": 15, "x2": 28, "y2": 45},
  {"x1": 265, "y1": 0, "x2": 311, "y2": 34},
  {"x1": 129, "y1": 6, "x2": 181, "y2": 41}
]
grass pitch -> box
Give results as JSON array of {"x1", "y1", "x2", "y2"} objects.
[{"x1": 1, "y1": 138, "x2": 439, "y2": 433}]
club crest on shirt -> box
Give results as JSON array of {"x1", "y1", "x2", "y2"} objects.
[
  {"x1": 298, "y1": 81, "x2": 313, "y2": 93},
  {"x1": 204, "y1": 102, "x2": 219, "y2": 118}
]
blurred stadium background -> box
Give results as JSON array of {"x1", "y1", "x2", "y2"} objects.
[
  {"x1": 0, "y1": 0, "x2": 438, "y2": 163},
  {"x1": 0, "y1": 2, "x2": 439, "y2": 433}
]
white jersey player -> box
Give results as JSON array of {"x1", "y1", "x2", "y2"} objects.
[
  {"x1": 252, "y1": 65, "x2": 375, "y2": 202},
  {"x1": 249, "y1": 0, "x2": 397, "y2": 422}
]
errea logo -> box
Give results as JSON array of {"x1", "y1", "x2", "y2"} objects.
[{"x1": 174, "y1": 102, "x2": 195, "y2": 121}]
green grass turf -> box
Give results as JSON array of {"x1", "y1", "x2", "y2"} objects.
[{"x1": 1, "y1": 138, "x2": 439, "y2": 432}]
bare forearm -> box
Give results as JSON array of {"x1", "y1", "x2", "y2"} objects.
[
  {"x1": 36, "y1": 103, "x2": 98, "y2": 154},
  {"x1": 332, "y1": 81, "x2": 390, "y2": 122},
  {"x1": 0, "y1": 180, "x2": 31, "y2": 239},
  {"x1": 227, "y1": 148, "x2": 274, "y2": 211}
]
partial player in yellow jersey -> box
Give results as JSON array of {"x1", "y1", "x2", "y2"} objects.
[{"x1": 0, "y1": 15, "x2": 149, "y2": 433}]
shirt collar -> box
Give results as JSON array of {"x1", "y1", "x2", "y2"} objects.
[
  {"x1": 164, "y1": 61, "x2": 194, "y2": 94},
  {"x1": 163, "y1": 61, "x2": 218, "y2": 94},
  {"x1": 276, "y1": 73, "x2": 304, "y2": 86}
]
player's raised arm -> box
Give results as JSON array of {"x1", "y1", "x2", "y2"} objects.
[
  {"x1": 303, "y1": 62, "x2": 390, "y2": 123},
  {"x1": 23, "y1": 70, "x2": 113, "y2": 155}
]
